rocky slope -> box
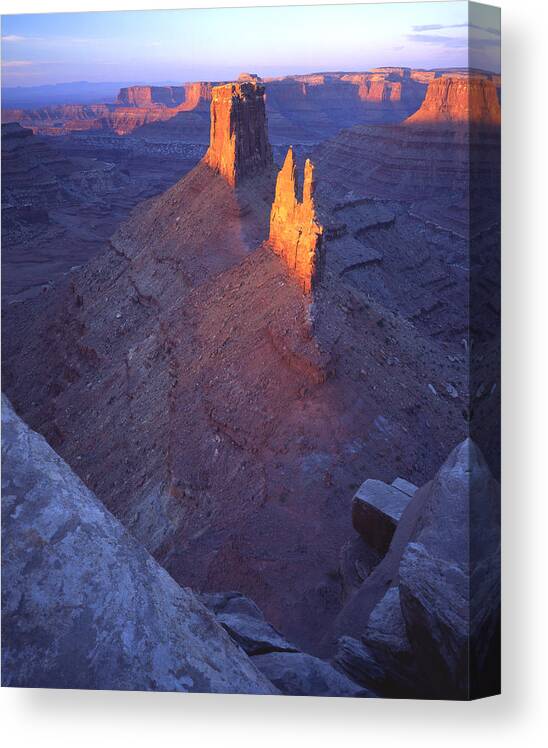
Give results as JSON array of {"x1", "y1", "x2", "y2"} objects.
[
  {"x1": 1, "y1": 123, "x2": 202, "y2": 303},
  {"x1": 2, "y1": 79, "x2": 469, "y2": 652},
  {"x1": 1, "y1": 396, "x2": 276, "y2": 694}
]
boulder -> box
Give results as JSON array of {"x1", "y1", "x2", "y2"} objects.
[
  {"x1": 352, "y1": 478, "x2": 414, "y2": 554},
  {"x1": 391, "y1": 477, "x2": 418, "y2": 497},
  {"x1": 253, "y1": 651, "x2": 371, "y2": 697},
  {"x1": 398, "y1": 438, "x2": 500, "y2": 698},
  {"x1": 335, "y1": 587, "x2": 416, "y2": 697},
  {"x1": 200, "y1": 591, "x2": 298, "y2": 655},
  {"x1": 1, "y1": 396, "x2": 276, "y2": 695}
]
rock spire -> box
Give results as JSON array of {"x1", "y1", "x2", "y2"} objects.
[
  {"x1": 204, "y1": 81, "x2": 272, "y2": 187},
  {"x1": 268, "y1": 147, "x2": 324, "y2": 294}
]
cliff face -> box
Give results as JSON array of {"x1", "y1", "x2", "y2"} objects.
[
  {"x1": 204, "y1": 81, "x2": 272, "y2": 187},
  {"x1": 405, "y1": 74, "x2": 501, "y2": 126},
  {"x1": 2, "y1": 69, "x2": 431, "y2": 140},
  {"x1": 117, "y1": 82, "x2": 216, "y2": 110},
  {"x1": 269, "y1": 147, "x2": 324, "y2": 294}
]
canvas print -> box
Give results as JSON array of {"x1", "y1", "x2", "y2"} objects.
[{"x1": 1, "y1": 1, "x2": 501, "y2": 699}]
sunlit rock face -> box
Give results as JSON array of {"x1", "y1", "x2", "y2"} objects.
[
  {"x1": 117, "y1": 82, "x2": 216, "y2": 110},
  {"x1": 204, "y1": 81, "x2": 273, "y2": 187},
  {"x1": 405, "y1": 74, "x2": 501, "y2": 126},
  {"x1": 268, "y1": 147, "x2": 324, "y2": 294}
]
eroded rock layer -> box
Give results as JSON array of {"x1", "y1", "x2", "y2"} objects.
[{"x1": 405, "y1": 74, "x2": 501, "y2": 126}]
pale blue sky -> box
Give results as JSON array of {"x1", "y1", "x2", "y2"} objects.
[{"x1": 1, "y1": 2, "x2": 500, "y2": 87}]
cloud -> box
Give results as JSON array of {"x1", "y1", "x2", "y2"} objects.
[
  {"x1": 412, "y1": 23, "x2": 500, "y2": 37},
  {"x1": 406, "y1": 33, "x2": 500, "y2": 50},
  {"x1": 412, "y1": 24, "x2": 445, "y2": 32},
  {"x1": 2, "y1": 35, "x2": 27, "y2": 42},
  {"x1": 1, "y1": 59, "x2": 34, "y2": 68}
]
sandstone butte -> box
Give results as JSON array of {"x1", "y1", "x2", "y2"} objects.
[
  {"x1": 405, "y1": 74, "x2": 501, "y2": 126},
  {"x1": 269, "y1": 147, "x2": 324, "y2": 295},
  {"x1": 204, "y1": 81, "x2": 272, "y2": 187}
]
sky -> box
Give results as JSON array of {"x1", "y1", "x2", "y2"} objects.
[{"x1": 1, "y1": 2, "x2": 501, "y2": 88}]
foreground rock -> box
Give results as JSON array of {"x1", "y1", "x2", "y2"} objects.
[
  {"x1": 200, "y1": 591, "x2": 298, "y2": 655},
  {"x1": 352, "y1": 478, "x2": 415, "y2": 554},
  {"x1": 398, "y1": 438, "x2": 501, "y2": 698},
  {"x1": 334, "y1": 439, "x2": 500, "y2": 700},
  {"x1": 253, "y1": 652, "x2": 370, "y2": 697},
  {"x1": 1, "y1": 397, "x2": 276, "y2": 695}
]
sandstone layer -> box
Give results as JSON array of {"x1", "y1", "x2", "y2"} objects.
[
  {"x1": 405, "y1": 74, "x2": 501, "y2": 126},
  {"x1": 205, "y1": 82, "x2": 272, "y2": 186},
  {"x1": 269, "y1": 147, "x2": 324, "y2": 294},
  {"x1": 2, "y1": 68, "x2": 432, "y2": 142}
]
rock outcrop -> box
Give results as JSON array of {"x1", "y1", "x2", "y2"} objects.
[
  {"x1": 1, "y1": 396, "x2": 276, "y2": 695},
  {"x1": 333, "y1": 439, "x2": 501, "y2": 700},
  {"x1": 269, "y1": 147, "x2": 324, "y2": 294},
  {"x1": 398, "y1": 438, "x2": 501, "y2": 698},
  {"x1": 405, "y1": 74, "x2": 501, "y2": 126},
  {"x1": 204, "y1": 81, "x2": 272, "y2": 187},
  {"x1": 352, "y1": 478, "x2": 417, "y2": 555},
  {"x1": 253, "y1": 652, "x2": 370, "y2": 697},
  {"x1": 200, "y1": 591, "x2": 298, "y2": 656}
]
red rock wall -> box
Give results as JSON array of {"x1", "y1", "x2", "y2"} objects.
[
  {"x1": 204, "y1": 82, "x2": 272, "y2": 187},
  {"x1": 405, "y1": 75, "x2": 501, "y2": 126},
  {"x1": 269, "y1": 147, "x2": 324, "y2": 294}
]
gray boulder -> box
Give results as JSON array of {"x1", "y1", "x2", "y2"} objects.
[
  {"x1": 335, "y1": 587, "x2": 416, "y2": 697},
  {"x1": 1, "y1": 396, "x2": 276, "y2": 694},
  {"x1": 352, "y1": 479, "x2": 414, "y2": 554},
  {"x1": 200, "y1": 590, "x2": 298, "y2": 655},
  {"x1": 399, "y1": 438, "x2": 500, "y2": 698},
  {"x1": 253, "y1": 651, "x2": 372, "y2": 697}
]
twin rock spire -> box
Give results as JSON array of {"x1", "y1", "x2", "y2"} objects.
[
  {"x1": 269, "y1": 147, "x2": 324, "y2": 295},
  {"x1": 204, "y1": 81, "x2": 324, "y2": 295}
]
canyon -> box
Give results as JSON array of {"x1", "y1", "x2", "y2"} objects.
[
  {"x1": 3, "y1": 68, "x2": 499, "y2": 142},
  {"x1": 2, "y1": 69, "x2": 500, "y2": 697}
]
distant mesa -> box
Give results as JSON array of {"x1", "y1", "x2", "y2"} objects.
[
  {"x1": 204, "y1": 81, "x2": 273, "y2": 187},
  {"x1": 238, "y1": 73, "x2": 262, "y2": 83},
  {"x1": 405, "y1": 74, "x2": 501, "y2": 126},
  {"x1": 269, "y1": 147, "x2": 324, "y2": 295}
]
